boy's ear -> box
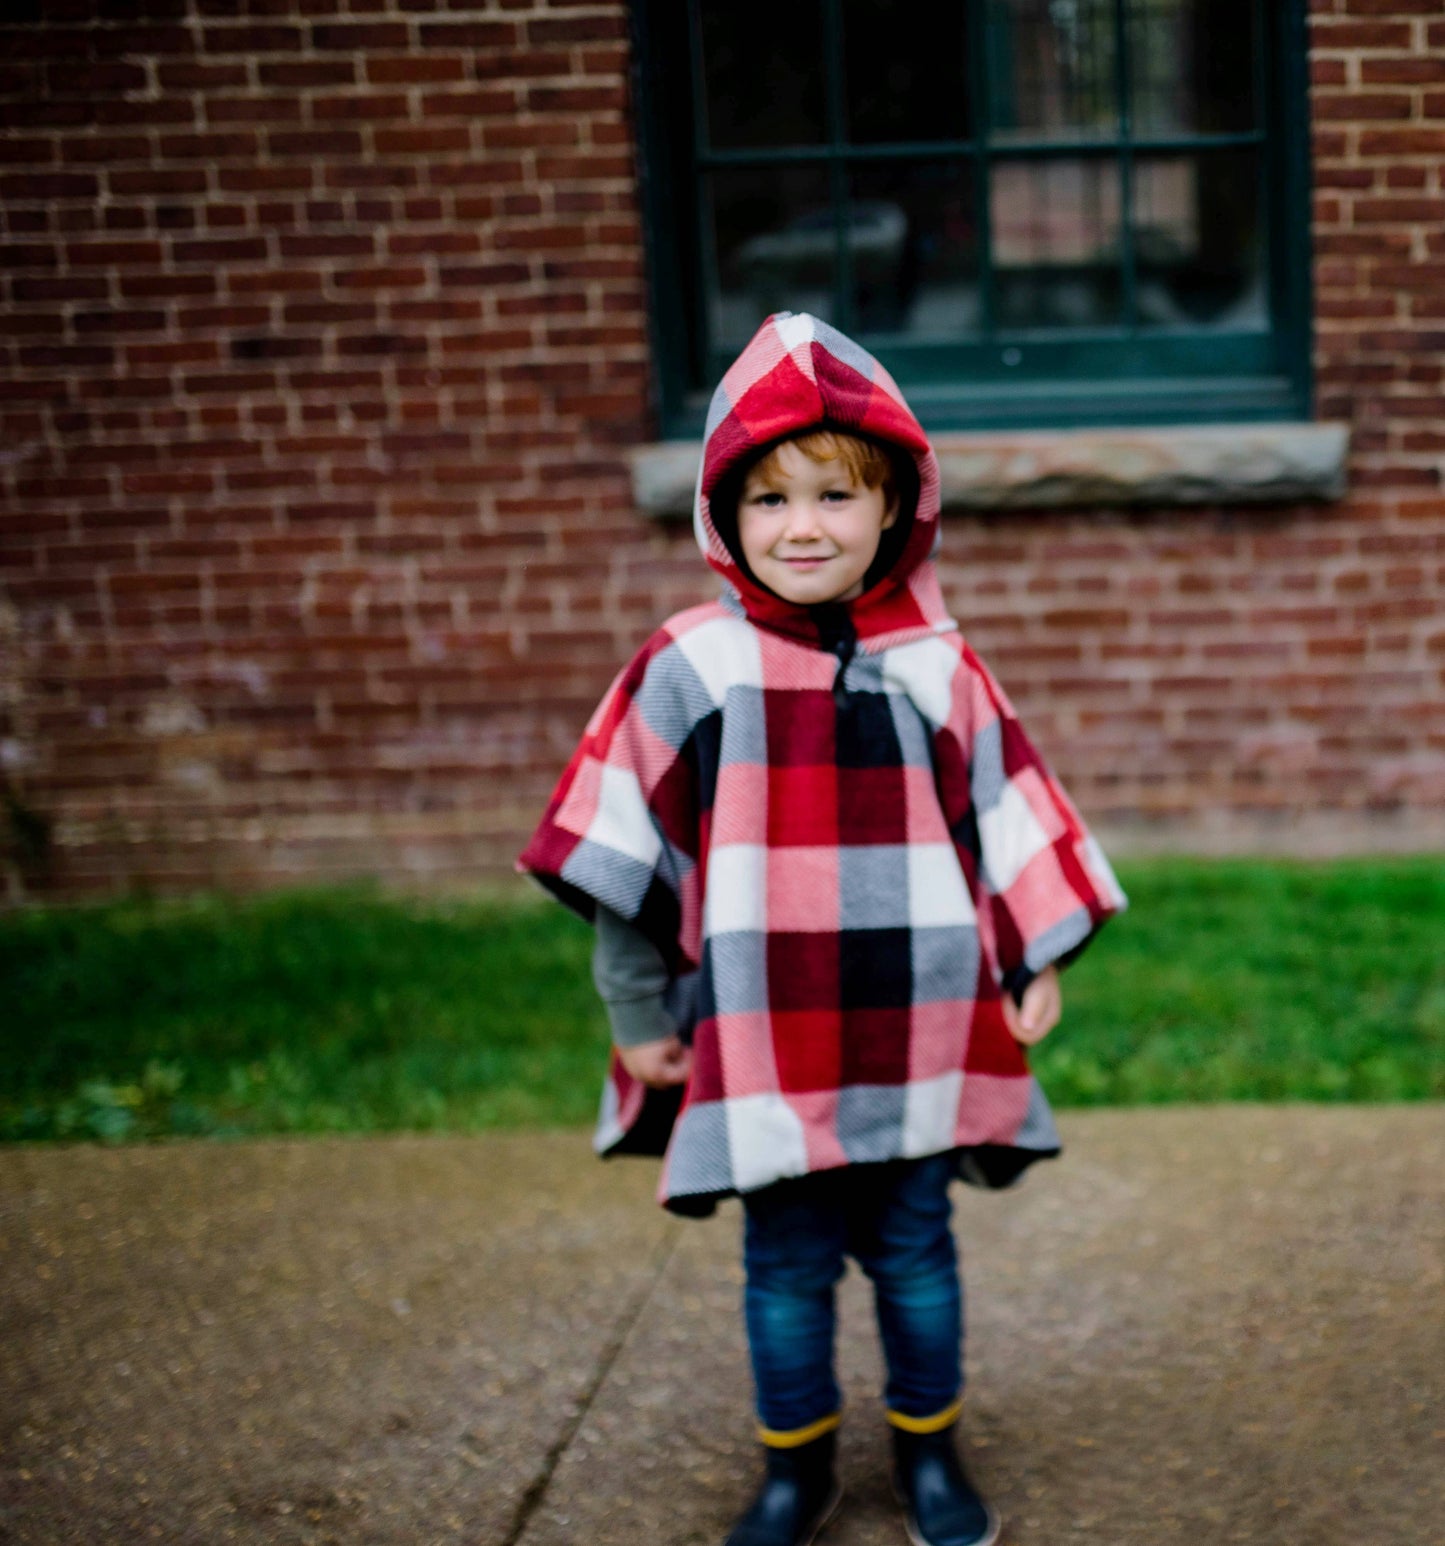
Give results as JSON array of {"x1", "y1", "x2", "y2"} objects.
[{"x1": 882, "y1": 490, "x2": 900, "y2": 530}]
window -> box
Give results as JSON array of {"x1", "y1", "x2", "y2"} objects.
[{"x1": 631, "y1": 0, "x2": 1312, "y2": 436}]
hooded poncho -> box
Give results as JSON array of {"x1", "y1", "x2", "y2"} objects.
[{"x1": 519, "y1": 312, "x2": 1127, "y2": 1216}]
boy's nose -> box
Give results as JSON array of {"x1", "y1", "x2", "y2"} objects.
[{"x1": 784, "y1": 502, "x2": 824, "y2": 538}]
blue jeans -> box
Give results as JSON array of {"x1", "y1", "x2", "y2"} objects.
[{"x1": 741, "y1": 1153, "x2": 963, "y2": 1442}]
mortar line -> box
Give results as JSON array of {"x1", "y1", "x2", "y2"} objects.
[{"x1": 497, "y1": 1219, "x2": 684, "y2": 1546}]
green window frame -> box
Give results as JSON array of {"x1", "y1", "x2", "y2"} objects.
[{"x1": 631, "y1": 0, "x2": 1313, "y2": 437}]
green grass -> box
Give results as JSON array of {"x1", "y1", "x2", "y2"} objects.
[
  {"x1": 1033, "y1": 857, "x2": 1445, "y2": 1106},
  {"x1": 2, "y1": 859, "x2": 1442, "y2": 1144},
  {"x1": 0, "y1": 886, "x2": 609, "y2": 1142}
]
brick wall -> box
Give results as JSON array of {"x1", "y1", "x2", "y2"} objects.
[{"x1": 2, "y1": 1, "x2": 1444, "y2": 901}]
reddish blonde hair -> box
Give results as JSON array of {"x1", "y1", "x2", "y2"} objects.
[{"x1": 744, "y1": 430, "x2": 896, "y2": 496}]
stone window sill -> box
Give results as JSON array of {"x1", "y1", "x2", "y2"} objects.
[{"x1": 630, "y1": 423, "x2": 1350, "y2": 519}]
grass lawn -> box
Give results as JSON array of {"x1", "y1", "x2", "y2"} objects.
[{"x1": 2, "y1": 858, "x2": 1442, "y2": 1144}]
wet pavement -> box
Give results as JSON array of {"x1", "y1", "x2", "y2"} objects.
[{"x1": 1, "y1": 1107, "x2": 1441, "y2": 1545}]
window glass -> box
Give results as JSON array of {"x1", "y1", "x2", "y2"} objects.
[
  {"x1": 1134, "y1": 150, "x2": 1265, "y2": 328},
  {"x1": 710, "y1": 167, "x2": 838, "y2": 351},
  {"x1": 849, "y1": 163, "x2": 980, "y2": 337},
  {"x1": 842, "y1": 0, "x2": 973, "y2": 144},
  {"x1": 991, "y1": 158, "x2": 1123, "y2": 328},
  {"x1": 701, "y1": 0, "x2": 828, "y2": 149},
  {"x1": 1131, "y1": 0, "x2": 1259, "y2": 135},
  {"x1": 987, "y1": 0, "x2": 1118, "y2": 142}
]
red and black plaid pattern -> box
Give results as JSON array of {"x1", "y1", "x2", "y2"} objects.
[{"x1": 519, "y1": 314, "x2": 1126, "y2": 1214}]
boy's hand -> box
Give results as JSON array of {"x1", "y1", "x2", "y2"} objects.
[
  {"x1": 617, "y1": 1035, "x2": 693, "y2": 1089},
  {"x1": 1001, "y1": 965, "x2": 1061, "y2": 1046}
]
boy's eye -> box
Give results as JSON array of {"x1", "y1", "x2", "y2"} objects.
[
  {"x1": 821, "y1": 489, "x2": 854, "y2": 502},
  {"x1": 751, "y1": 491, "x2": 784, "y2": 507}
]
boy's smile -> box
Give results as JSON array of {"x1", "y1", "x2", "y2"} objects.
[{"x1": 736, "y1": 441, "x2": 899, "y2": 606}]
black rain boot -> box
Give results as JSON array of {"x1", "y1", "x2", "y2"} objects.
[
  {"x1": 725, "y1": 1430, "x2": 842, "y2": 1546},
  {"x1": 891, "y1": 1425, "x2": 999, "y2": 1546}
]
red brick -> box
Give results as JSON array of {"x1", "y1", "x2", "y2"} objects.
[
  {"x1": 170, "y1": 235, "x2": 270, "y2": 264},
  {"x1": 108, "y1": 168, "x2": 211, "y2": 198},
  {"x1": 62, "y1": 238, "x2": 163, "y2": 267},
  {"x1": 1314, "y1": 230, "x2": 1412, "y2": 258},
  {"x1": 311, "y1": 22, "x2": 410, "y2": 49},
  {"x1": 259, "y1": 59, "x2": 358, "y2": 87},
  {"x1": 157, "y1": 131, "x2": 264, "y2": 161},
  {"x1": 268, "y1": 129, "x2": 367, "y2": 157},
  {"x1": 365, "y1": 54, "x2": 467, "y2": 84},
  {"x1": 1339, "y1": 0, "x2": 1444, "y2": 14},
  {"x1": 538, "y1": 254, "x2": 642, "y2": 281},
  {"x1": 1312, "y1": 91, "x2": 1414, "y2": 121},
  {"x1": 1361, "y1": 56, "x2": 1445, "y2": 86},
  {"x1": 224, "y1": 269, "x2": 323, "y2": 295},
  {"x1": 534, "y1": 152, "x2": 633, "y2": 181},
  {"x1": 332, "y1": 264, "x2": 427, "y2": 290},
  {"x1": 200, "y1": 24, "x2": 306, "y2": 53},
  {"x1": 492, "y1": 221, "x2": 591, "y2": 252},
  {"x1": 44, "y1": 59, "x2": 148, "y2": 95},
  {"x1": 386, "y1": 230, "x2": 481, "y2": 257},
  {"x1": 206, "y1": 95, "x2": 306, "y2": 126},
  {"x1": 418, "y1": 87, "x2": 517, "y2": 118},
  {"x1": 1, "y1": 170, "x2": 98, "y2": 199},
  {"x1": 416, "y1": 21, "x2": 518, "y2": 48},
  {"x1": 323, "y1": 163, "x2": 421, "y2": 190},
  {"x1": 429, "y1": 159, "x2": 527, "y2": 188},
  {"x1": 526, "y1": 84, "x2": 628, "y2": 113},
  {"x1": 1310, "y1": 21, "x2": 1413, "y2": 48},
  {"x1": 0, "y1": 60, "x2": 39, "y2": 94},
  {"x1": 483, "y1": 120, "x2": 582, "y2": 152},
  {"x1": 580, "y1": 45, "x2": 630, "y2": 76},
  {"x1": 0, "y1": 136, "x2": 58, "y2": 168},
  {"x1": 372, "y1": 125, "x2": 471, "y2": 155},
  {"x1": 157, "y1": 61, "x2": 249, "y2": 90},
  {"x1": 0, "y1": 26, "x2": 89, "y2": 62},
  {"x1": 310, "y1": 91, "x2": 411, "y2": 122},
  {"x1": 527, "y1": 14, "x2": 627, "y2": 45},
  {"x1": 93, "y1": 98, "x2": 198, "y2": 130},
  {"x1": 1357, "y1": 127, "x2": 1445, "y2": 155},
  {"x1": 3, "y1": 253, "x2": 72, "y2": 292},
  {"x1": 1353, "y1": 197, "x2": 1445, "y2": 223},
  {"x1": 473, "y1": 47, "x2": 571, "y2": 83},
  {"x1": 215, "y1": 166, "x2": 316, "y2": 193},
  {"x1": 59, "y1": 135, "x2": 153, "y2": 166}
]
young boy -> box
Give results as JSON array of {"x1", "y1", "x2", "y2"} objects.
[{"x1": 519, "y1": 313, "x2": 1126, "y2": 1546}]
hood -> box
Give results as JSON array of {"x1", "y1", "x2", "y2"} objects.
[{"x1": 694, "y1": 312, "x2": 954, "y2": 651}]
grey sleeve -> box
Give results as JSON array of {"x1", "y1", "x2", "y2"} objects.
[{"x1": 591, "y1": 904, "x2": 680, "y2": 1049}]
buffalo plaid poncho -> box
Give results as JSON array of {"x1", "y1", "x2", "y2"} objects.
[{"x1": 520, "y1": 312, "x2": 1126, "y2": 1216}]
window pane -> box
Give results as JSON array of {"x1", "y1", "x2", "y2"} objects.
[
  {"x1": 700, "y1": 0, "x2": 827, "y2": 150},
  {"x1": 843, "y1": 0, "x2": 972, "y2": 144},
  {"x1": 987, "y1": 0, "x2": 1119, "y2": 142},
  {"x1": 991, "y1": 158, "x2": 1122, "y2": 328},
  {"x1": 1131, "y1": 0, "x2": 1259, "y2": 136},
  {"x1": 849, "y1": 163, "x2": 980, "y2": 337},
  {"x1": 1134, "y1": 150, "x2": 1265, "y2": 327},
  {"x1": 709, "y1": 166, "x2": 838, "y2": 352}
]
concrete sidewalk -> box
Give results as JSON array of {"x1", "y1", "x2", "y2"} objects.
[{"x1": 1, "y1": 1107, "x2": 1441, "y2": 1545}]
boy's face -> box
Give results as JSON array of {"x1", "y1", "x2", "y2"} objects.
[{"x1": 736, "y1": 441, "x2": 899, "y2": 606}]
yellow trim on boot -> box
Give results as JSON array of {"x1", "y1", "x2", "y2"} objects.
[
  {"x1": 885, "y1": 1397, "x2": 963, "y2": 1435},
  {"x1": 757, "y1": 1411, "x2": 842, "y2": 1449}
]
